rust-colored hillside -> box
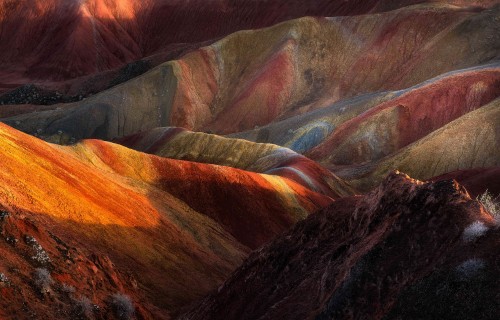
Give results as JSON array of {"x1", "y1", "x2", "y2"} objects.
[
  {"x1": 0, "y1": 122, "x2": 333, "y2": 318},
  {"x1": 0, "y1": 1, "x2": 499, "y2": 319}
]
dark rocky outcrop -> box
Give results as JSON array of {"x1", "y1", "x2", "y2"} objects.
[{"x1": 181, "y1": 171, "x2": 499, "y2": 320}]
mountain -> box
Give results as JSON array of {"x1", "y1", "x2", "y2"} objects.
[
  {"x1": 339, "y1": 98, "x2": 500, "y2": 191},
  {"x1": 180, "y1": 172, "x2": 499, "y2": 320},
  {"x1": 2, "y1": 3, "x2": 499, "y2": 141},
  {"x1": 4, "y1": 0, "x2": 481, "y2": 100},
  {"x1": 432, "y1": 167, "x2": 500, "y2": 198},
  {"x1": 0, "y1": 1, "x2": 499, "y2": 319},
  {"x1": 116, "y1": 127, "x2": 354, "y2": 198},
  {"x1": 232, "y1": 62, "x2": 500, "y2": 157}
]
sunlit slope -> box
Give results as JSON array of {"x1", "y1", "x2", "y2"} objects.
[
  {"x1": 3, "y1": 3, "x2": 499, "y2": 140},
  {"x1": 232, "y1": 63, "x2": 500, "y2": 157},
  {"x1": 338, "y1": 98, "x2": 500, "y2": 191},
  {"x1": 118, "y1": 128, "x2": 354, "y2": 198},
  {"x1": 0, "y1": 122, "x2": 331, "y2": 315}
]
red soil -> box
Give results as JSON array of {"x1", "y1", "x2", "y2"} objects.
[
  {"x1": 181, "y1": 171, "x2": 499, "y2": 319},
  {"x1": 0, "y1": 122, "x2": 332, "y2": 317},
  {"x1": 207, "y1": 43, "x2": 296, "y2": 133},
  {"x1": 2, "y1": 0, "x2": 470, "y2": 93},
  {"x1": 431, "y1": 167, "x2": 500, "y2": 198},
  {"x1": 2, "y1": 0, "x2": 495, "y2": 97},
  {"x1": 116, "y1": 127, "x2": 354, "y2": 199}
]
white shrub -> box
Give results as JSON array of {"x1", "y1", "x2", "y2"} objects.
[
  {"x1": 110, "y1": 293, "x2": 134, "y2": 320},
  {"x1": 477, "y1": 190, "x2": 499, "y2": 224},
  {"x1": 456, "y1": 258, "x2": 485, "y2": 278},
  {"x1": 33, "y1": 268, "x2": 53, "y2": 293},
  {"x1": 462, "y1": 221, "x2": 488, "y2": 242}
]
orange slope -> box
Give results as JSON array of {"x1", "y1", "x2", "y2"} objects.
[{"x1": 0, "y1": 122, "x2": 332, "y2": 316}]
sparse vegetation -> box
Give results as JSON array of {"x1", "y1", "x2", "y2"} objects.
[
  {"x1": 385, "y1": 262, "x2": 497, "y2": 320},
  {"x1": 74, "y1": 296, "x2": 94, "y2": 319},
  {"x1": 456, "y1": 258, "x2": 485, "y2": 278},
  {"x1": 477, "y1": 190, "x2": 499, "y2": 224},
  {"x1": 462, "y1": 221, "x2": 489, "y2": 242},
  {"x1": 25, "y1": 235, "x2": 51, "y2": 265},
  {"x1": 33, "y1": 268, "x2": 53, "y2": 294},
  {"x1": 61, "y1": 283, "x2": 76, "y2": 294},
  {"x1": 0, "y1": 273, "x2": 9, "y2": 283},
  {"x1": 0, "y1": 210, "x2": 9, "y2": 220},
  {"x1": 110, "y1": 293, "x2": 135, "y2": 320}
]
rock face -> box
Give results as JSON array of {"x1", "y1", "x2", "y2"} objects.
[
  {"x1": 180, "y1": 172, "x2": 499, "y2": 320},
  {"x1": 0, "y1": 122, "x2": 333, "y2": 318}
]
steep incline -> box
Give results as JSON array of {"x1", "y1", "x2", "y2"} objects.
[
  {"x1": 0, "y1": 122, "x2": 332, "y2": 318},
  {"x1": 432, "y1": 167, "x2": 500, "y2": 198},
  {"x1": 181, "y1": 172, "x2": 499, "y2": 320},
  {"x1": 2, "y1": 4, "x2": 499, "y2": 140}
]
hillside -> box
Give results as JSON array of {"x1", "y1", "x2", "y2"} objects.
[
  {"x1": 0, "y1": 122, "x2": 332, "y2": 318},
  {"x1": 0, "y1": 1, "x2": 499, "y2": 319},
  {"x1": 181, "y1": 172, "x2": 499, "y2": 320},
  {"x1": 2, "y1": 3, "x2": 499, "y2": 141}
]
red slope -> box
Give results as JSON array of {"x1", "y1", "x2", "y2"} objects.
[
  {"x1": 1, "y1": 0, "x2": 496, "y2": 94},
  {"x1": 1, "y1": 0, "x2": 472, "y2": 91},
  {"x1": 181, "y1": 172, "x2": 499, "y2": 319},
  {"x1": 117, "y1": 127, "x2": 354, "y2": 199},
  {"x1": 3, "y1": 4, "x2": 499, "y2": 142},
  {"x1": 431, "y1": 167, "x2": 500, "y2": 198},
  {"x1": 0, "y1": 122, "x2": 332, "y2": 317}
]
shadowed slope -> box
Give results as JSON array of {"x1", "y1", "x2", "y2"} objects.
[
  {"x1": 2, "y1": 3, "x2": 499, "y2": 141},
  {"x1": 117, "y1": 128, "x2": 354, "y2": 198},
  {"x1": 0, "y1": 206, "x2": 169, "y2": 319},
  {"x1": 431, "y1": 167, "x2": 500, "y2": 198},
  {"x1": 2, "y1": 0, "x2": 476, "y2": 96},
  {"x1": 180, "y1": 172, "x2": 499, "y2": 320},
  {"x1": 0, "y1": 122, "x2": 332, "y2": 317}
]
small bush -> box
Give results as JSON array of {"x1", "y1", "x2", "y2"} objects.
[
  {"x1": 0, "y1": 210, "x2": 10, "y2": 220},
  {"x1": 0, "y1": 273, "x2": 9, "y2": 283},
  {"x1": 110, "y1": 293, "x2": 134, "y2": 320},
  {"x1": 462, "y1": 221, "x2": 489, "y2": 242},
  {"x1": 61, "y1": 283, "x2": 76, "y2": 294},
  {"x1": 25, "y1": 236, "x2": 51, "y2": 265},
  {"x1": 74, "y1": 296, "x2": 94, "y2": 319},
  {"x1": 477, "y1": 190, "x2": 499, "y2": 223},
  {"x1": 456, "y1": 258, "x2": 485, "y2": 278},
  {"x1": 33, "y1": 268, "x2": 53, "y2": 294}
]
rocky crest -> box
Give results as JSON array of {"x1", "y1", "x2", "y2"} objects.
[{"x1": 181, "y1": 171, "x2": 499, "y2": 320}]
